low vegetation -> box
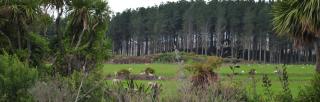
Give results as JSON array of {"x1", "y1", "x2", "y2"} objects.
[{"x1": 1, "y1": 0, "x2": 320, "y2": 102}]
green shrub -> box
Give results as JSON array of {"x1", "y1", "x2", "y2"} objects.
[
  {"x1": 153, "y1": 53, "x2": 176, "y2": 63},
  {"x1": 276, "y1": 66, "x2": 293, "y2": 102},
  {"x1": 29, "y1": 78, "x2": 75, "y2": 102},
  {"x1": 144, "y1": 67, "x2": 155, "y2": 75},
  {"x1": 0, "y1": 53, "x2": 38, "y2": 101},
  {"x1": 296, "y1": 73, "x2": 320, "y2": 102},
  {"x1": 106, "y1": 80, "x2": 162, "y2": 101},
  {"x1": 185, "y1": 56, "x2": 222, "y2": 87},
  {"x1": 116, "y1": 69, "x2": 131, "y2": 79},
  {"x1": 186, "y1": 56, "x2": 222, "y2": 75},
  {"x1": 260, "y1": 74, "x2": 274, "y2": 102},
  {"x1": 30, "y1": 68, "x2": 108, "y2": 102},
  {"x1": 164, "y1": 81, "x2": 248, "y2": 102},
  {"x1": 66, "y1": 70, "x2": 108, "y2": 102}
]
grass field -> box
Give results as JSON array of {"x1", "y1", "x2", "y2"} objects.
[{"x1": 103, "y1": 64, "x2": 315, "y2": 97}]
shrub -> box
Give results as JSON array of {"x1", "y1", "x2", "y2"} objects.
[
  {"x1": 275, "y1": 66, "x2": 293, "y2": 102},
  {"x1": 261, "y1": 74, "x2": 274, "y2": 102},
  {"x1": 105, "y1": 80, "x2": 162, "y2": 102},
  {"x1": 186, "y1": 56, "x2": 222, "y2": 87},
  {"x1": 144, "y1": 67, "x2": 155, "y2": 75},
  {"x1": 296, "y1": 73, "x2": 320, "y2": 102},
  {"x1": 153, "y1": 53, "x2": 176, "y2": 63},
  {"x1": 164, "y1": 81, "x2": 248, "y2": 102},
  {"x1": 29, "y1": 79, "x2": 75, "y2": 102},
  {"x1": 67, "y1": 70, "x2": 108, "y2": 102},
  {"x1": 116, "y1": 69, "x2": 131, "y2": 79},
  {"x1": 0, "y1": 53, "x2": 38, "y2": 101},
  {"x1": 30, "y1": 68, "x2": 108, "y2": 102}
]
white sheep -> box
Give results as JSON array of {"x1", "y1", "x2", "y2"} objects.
[
  {"x1": 148, "y1": 73, "x2": 154, "y2": 77},
  {"x1": 139, "y1": 72, "x2": 146, "y2": 75},
  {"x1": 241, "y1": 70, "x2": 245, "y2": 73}
]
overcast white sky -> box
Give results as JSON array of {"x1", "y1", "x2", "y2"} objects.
[
  {"x1": 108, "y1": 0, "x2": 180, "y2": 13},
  {"x1": 108, "y1": 0, "x2": 263, "y2": 13}
]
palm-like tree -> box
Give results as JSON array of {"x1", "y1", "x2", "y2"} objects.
[
  {"x1": 272, "y1": 0, "x2": 320, "y2": 72},
  {"x1": 0, "y1": 0, "x2": 48, "y2": 66},
  {"x1": 54, "y1": 0, "x2": 110, "y2": 75},
  {"x1": 0, "y1": 0, "x2": 42, "y2": 49}
]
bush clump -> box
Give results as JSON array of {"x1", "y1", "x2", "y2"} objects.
[
  {"x1": 153, "y1": 52, "x2": 204, "y2": 63},
  {"x1": 0, "y1": 53, "x2": 38, "y2": 101},
  {"x1": 144, "y1": 67, "x2": 155, "y2": 75},
  {"x1": 296, "y1": 73, "x2": 320, "y2": 102},
  {"x1": 29, "y1": 69, "x2": 109, "y2": 102},
  {"x1": 164, "y1": 81, "x2": 248, "y2": 102},
  {"x1": 186, "y1": 56, "x2": 223, "y2": 87},
  {"x1": 116, "y1": 69, "x2": 131, "y2": 79}
]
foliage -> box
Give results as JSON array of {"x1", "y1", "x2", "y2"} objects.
[
  {"x1": 153, "y1": 52, "x2": 205, "y2": 63},
  {"x1": 186, "y1": 56, "x2": 222, "y2": 87},
  {"x1": 261, "y1": 74, "x2": 274, "y2": 101},
  {"x1": 0, "y1": 0, "x2": 50, "y2": 72},
  {"x1": 272, "y1": 0, "x2": 320, "y2": 72},
  {"x1": 164, "y1": 81, "x2": 248, "y2": 102},
  {"x1": 153, "y1": 52, "x2": 177, "y2": 63},
  {"x1": 29, "y1": 68, "x2": 108, "y2": 102},
  {"x1": 65, "y1": 69, "x2": 108, "y2": 102},
  {"x1": 106, "y1": 0, "x2": 307, "y2": 65},
  {"x1": 272, "y1": 0, "x2": 320, "y2": 45},
  {"x1": 296, "y1": 73, "x2": 320, "y2": 102},
  {"x1": 53, "y1": 0, "x2": 111, "y2": 76},
  {"x1": 29, "y1": 79, "x2": 76, "y2": 102},
  {"x1": 0, "y1": 53, "x2": 38, "y2": 101},
  {"x1": 186, "y1": 56, "x2": 222, "y2": 75},
  {"x1": 105, "y1": 80, "x2": 162, "y2": 102},
  {"x1": 116, "y1": 69, "x2": 131, "y2": 79},
  {"x1": 144, "y1": 67, "x2": 155, "y2": 75},
  {"x1": 276, "y1": 66, "x2": 293, "y2": 102}
]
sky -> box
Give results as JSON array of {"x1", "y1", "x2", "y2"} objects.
[
  {"x1": 108, "y1": 0, "x2": 263, "y2": 13},
  {"x1": 108, "y1": 0, "x2": 180, "y2": 13}
]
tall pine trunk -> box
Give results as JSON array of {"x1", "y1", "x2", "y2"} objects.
[
  {"x1": 314, "y1": 42, "x2": 320, "y2": 73},
  {"x1": 145, "y1": 36, "x2": 148, "y2": 55}
]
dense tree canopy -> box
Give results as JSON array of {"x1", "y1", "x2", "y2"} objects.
[
  {"x1": 0, "y1": 0, "x2": 111, "y2": 76},
  {"x1": 108, "y1": 0, "x2": 315, "y2": 64}
]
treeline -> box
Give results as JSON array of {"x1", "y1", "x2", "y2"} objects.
[{"x1": 108, "y1": 0, "x2": 316, "y2": 64}]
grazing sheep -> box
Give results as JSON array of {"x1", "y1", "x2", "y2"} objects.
[
  {"x1": 241, "y1": 70, "x2": 245, "y2": 73},
  {"x1": 148, "y1": 73, "x2": 154, "y2": 77},
  {"x1": 139, "y1": 72, "x2": 146, "y2": 75}
]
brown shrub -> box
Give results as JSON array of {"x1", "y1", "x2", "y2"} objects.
[
  {"x1": 186, "y1": 56, "x2": 222, "y2": 88},
  {"x1": 116, "y1": 69, "x2": 131, "y2": 79}
]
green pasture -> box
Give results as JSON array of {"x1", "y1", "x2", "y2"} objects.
[{"x1": 103, "y1": 64, "x2": 315, "y2": 97}]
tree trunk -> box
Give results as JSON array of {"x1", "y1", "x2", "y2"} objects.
[
  {"x1": 145, "y1": 36, "x2": 148, "y2": 55},
  {"x1": 314, "y1": 42, "x2": 320, "y2": 73}
]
